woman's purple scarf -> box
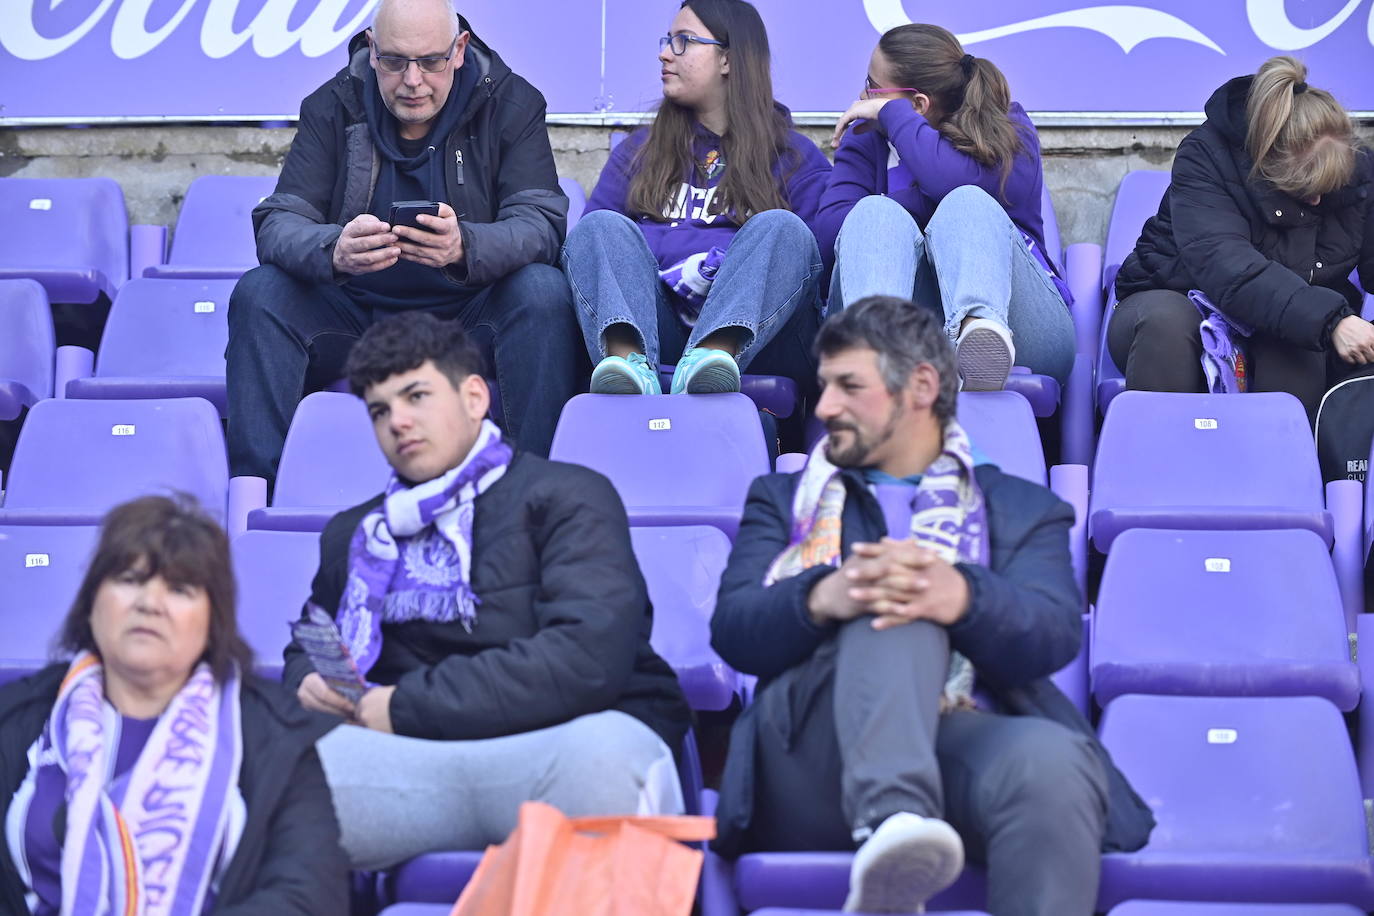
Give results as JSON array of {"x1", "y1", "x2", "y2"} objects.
[{"x1": 337, "y1": 419, "x2": 513, "y2": 678}]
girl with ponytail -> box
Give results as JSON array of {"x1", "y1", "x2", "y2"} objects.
[
  {"x1": 816, "y1": 23, "x2": 1075, "y2": 392},
  {"x1": 1110, "y1": 55, "x2": 1372, "y2": 418}
]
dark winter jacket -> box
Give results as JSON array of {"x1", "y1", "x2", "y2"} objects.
[
  {"x1": 252, "y1": 16, "x2": 568, "y2": 291},
  {"x1": 584, "y1": 112, "x2": 832, "y2": 273},
  {"x1": 282, "y1": 452, "x2": 692, "y2": 751},
  {"x1": 0, "y1": 665, "x2": 347, "y2": 915},
  {"x1": 815, "y1": 101, "x2": 1050, "y2": 264},
  {"x1": 711, "y1": 464, "x2": 1155, "y2": 855},
  {"x1": 1116, "y1": 75, "x2": 1374, "y2": 350}
]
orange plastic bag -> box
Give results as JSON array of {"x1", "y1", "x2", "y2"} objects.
[{"x1": 449, "y1": 801, "x2": 716, "y2": 916}]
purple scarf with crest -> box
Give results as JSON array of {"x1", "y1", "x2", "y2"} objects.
[{"x1": 338, "y1": 419, "x2": 513, "y2": 679}]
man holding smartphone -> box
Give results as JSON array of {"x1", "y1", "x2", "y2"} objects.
[{"x1": 227, "y1": 0, "x2": 577, "y2": 485}]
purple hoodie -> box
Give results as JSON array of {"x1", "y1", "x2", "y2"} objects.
[
  {"x1": 585, "y1": 115, "x2": 832, "y2": 273},
  {"x1": 816, "y1": 101, "x2": 1066, "y2": 298}
]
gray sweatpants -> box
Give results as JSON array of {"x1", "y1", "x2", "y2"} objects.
[{"x1": 316, "y1": 710, "x2": 683, "y2": 870}]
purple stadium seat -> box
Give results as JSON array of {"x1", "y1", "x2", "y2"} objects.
[
  {"x1": 549, "y1": 393, "x2": 770, "y2": 540},
  {"x1": 753, "y1": 911, "x2": 990, "y2": 916},
  {"x1": 731, "y1": 854, "x2": 988, "y2": 913},
  {"x1": 64, "y1": 278, "x2": 236, "y2": 415},
  {"x1": 0, "y1": 279, "x2": 54, "y2": 421},
  {"x1": 143, "y1": 175, "x2": 276, "y2": 279},
  {"x1": 958, "y1": 390, "x2": 1048, "y2": 486},
  {"x1": 1095, "y1": 171, "x2": 1172, "y2": 413},
  {"x1": 246, "y1": 392, "x2": 390, "y2": 533},
  {"x1": 1097, "y1": 695, "x2": 1374, "y2": 909},
  {"x1": 230, "y1": 529, "x2": 318, "y2": 678},
  {"x1": 560, "y1": 176, "x2": 586, "y2": 230},
  {"x1": 1109, "y1": 904, "x2": 1365, "y2": 915},
  {"x1": 630, "y1": 526, "x2": 738, "y2": 711},
  {"x1": 0, "y1": 397, "x2": 229, "y2": 526},
  {"x1": 654, "y1": 366, "x2": 800, "y2": 420},
  {"x1": 1092, "y1": 528, "x2": 1358, "y2": 709},
  {"x1": 0, "y1": 525, "x2": 98, "y2": 684},
  {"x1": 1089, "y1": 392, "x2": 1331, "y2": 552},
  {"x1": 0, "y1": 177, "x2": 129, "y2": 303},
  {"x1": 376, "y1": 907, "x2": 451, "y2": 916}
]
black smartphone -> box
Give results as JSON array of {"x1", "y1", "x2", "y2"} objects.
[{"x1": 388, "y1": 200, "x2": 441, "y2": 230}]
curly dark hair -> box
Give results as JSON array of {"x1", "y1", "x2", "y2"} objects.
[{"x1": 344, "y1": 312, "x2": 487, "y2": 397}]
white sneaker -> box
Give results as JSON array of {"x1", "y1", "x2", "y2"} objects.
[
  {"x1": 843, "y1": 812, "x2": 964, "y2": 914},
  {"x1": 955, "y1": 318, "x2": 1015, "y2": 391}
]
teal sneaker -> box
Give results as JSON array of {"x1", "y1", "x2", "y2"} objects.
[
  {"x1": 670, "y1": 347, "x2": 741, "y2": 394},
  {"x1": 590, "y1": 352, "x2": 662, "y2": 395}
]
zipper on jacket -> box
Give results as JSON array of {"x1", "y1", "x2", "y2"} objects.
[{"x1": 454, "y1": 149, "x2": 465, "y2": 185}]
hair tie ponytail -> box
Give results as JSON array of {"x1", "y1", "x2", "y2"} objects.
[
  {"x1": 960, "y1": 53, "x2": 975, "y2": 77},
  {"x1": 1293, "y1": 81, "x2": 1308, "y2": 94}
]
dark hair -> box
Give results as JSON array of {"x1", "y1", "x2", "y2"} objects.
[
  {"x1": 345, "y1": 312, "x2": 487, "y2": 397},
  {"x1": 815, "y1": 296, "x2": 958, "y2": 422},
  {"x1": 626, "y1": 0, "x2": 797, "y2": 222},
  {"x1": 876, "y1": 24, "x2": 1025, "y2": 191},
  {"x1": 59, "y1": 495, "x2": 251, "y2": 683}
]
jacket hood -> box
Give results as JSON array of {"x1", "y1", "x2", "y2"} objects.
[{"x1": 1204, "y1": 74, "x2": 1254, "y2": 149}]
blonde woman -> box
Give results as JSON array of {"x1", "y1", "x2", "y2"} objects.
[{"x1": 1109, "y1": 55, "x2": 1374, "y2": 418}]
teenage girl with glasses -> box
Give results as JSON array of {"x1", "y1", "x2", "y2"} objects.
[
  {"x1": 561, "y1": 0, "x2": 831, "y2": 398},
  {"x1": 816, "y1": 23, "x2": 1075, "y2": 392}
]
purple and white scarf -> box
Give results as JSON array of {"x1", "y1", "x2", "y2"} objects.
[
  {"x1": 1189, "y1": 289, "x2": 1253, "y2": 394},
  {"x1": 659, "y1": 246, "x2": 726, "y2": 327},
  {"x1": 21, "y1": 652, "x2": 242, "y2": 916},
  {"x1": 765, "y1": 421, "x2": 988, "y2": 709},
  {"x1": 338, "y1": 418, "x2": 513, "y2": 678}
]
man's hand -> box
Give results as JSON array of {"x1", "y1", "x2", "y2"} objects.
[
  {"x1": 331, "y1": 214, "x2": 400, "y2": 276},
  {"x1": 395, "y1": 202, "x2": 464, "y2": 268},
  {"x1": 852, "y1": 539, "x2": 971, "y2": 630},
  {"x1": 1332, "y1": 315, "x2": 1374, "y2": 365},
  {"x1": 355, "y1": 685, "x2": 397, "y2": 733},
  {"x1": 298, "y1": 672, "x2": 357, "y2": 719}
]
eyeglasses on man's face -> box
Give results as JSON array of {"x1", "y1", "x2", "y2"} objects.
[
  {"x1": 373, "y1": 33, "x2": 460, "y2": 74},
  {"x1": 659, "y1": 32, "x2": 727, "y2": 56}
]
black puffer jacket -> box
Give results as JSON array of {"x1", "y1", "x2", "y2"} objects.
[
  {"x1": 0, "y1": 666, "x2": 347, "y2": 915},
  {"x1": 282, "y1": 452, "x2": 693, "y2": 752},
  {"x1": 1116, "y1": 75, "x2": 1374, "y2": 350}
]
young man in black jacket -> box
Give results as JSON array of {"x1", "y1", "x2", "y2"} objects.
[
  {"x1": 282, "y1": 311, "x2": 692, "y2": 870},
  {"x1": 710, "y1": 297, "x2": 1153, "y2": 916},
  {"x1": 227, "y1": 0, "x2": 579, "y2": 485}
]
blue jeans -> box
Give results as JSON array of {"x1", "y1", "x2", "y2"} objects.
[
  {"x1": 830, "y1": 190, "x2": 1076, "y2": 384},
  {"x1": 561, "y1": 209, "x2": 824, "y2": 385},
  {"x1": 226, "y1": 262, "x2": 578, "y2": 482}
]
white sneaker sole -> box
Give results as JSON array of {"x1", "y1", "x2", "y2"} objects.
[
  {"x1": 683, "y1": 361, "x2": 741, "y2": 394},
  {"x1": 591, "y1": 363, "x2": 653, "y2": 395},
  {"x1": 843, "y1": 816, "x2": 964, "y2": 914},
  {"x1": 956, "y1": 326, "x2": 1013, "y2": 392}
]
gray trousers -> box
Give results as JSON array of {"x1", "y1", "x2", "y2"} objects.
[
  {"x1": 316, "y1": 710, "x2": 683, "y2": 870},
  {"x1": 748, "y1": 619, "x2": 1108, "y2": 916}
]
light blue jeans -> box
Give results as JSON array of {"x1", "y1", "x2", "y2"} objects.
[
  {"x1": 561, "y1": 208, "x2": 824, "y2": 373},
  {"x1": 830, "y1": 189, "x2": 1076, "y2": 384}
]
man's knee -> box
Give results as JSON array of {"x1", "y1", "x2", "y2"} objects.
[
  {"x1": 228, "y1": 264, "x2": 302, "y2": 332},
  {"x1": 491, "y1": 264, "x2": 576, "y2": 336},
  {"x1": 543, "y1": 713, "x2": 672, "y2": 813},
  {"x1": 1123, "y1": 290, "x2": 1202, "y2": 343}
]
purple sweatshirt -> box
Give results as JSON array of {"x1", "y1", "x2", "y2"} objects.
[
  {"x1": 816, "y1": 101, "x2": 1064, "y2": 295},
  {"x1": 585, "y1": 115, "x2": 832, "y2": 273}
]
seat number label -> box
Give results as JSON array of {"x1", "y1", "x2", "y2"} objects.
[
  {"x1": 111, "y1": 425, "x2": 136, "y2": 436},
  {"x1": 25, "y1": 554, "x2": 50, "y2": 568},
  {"x1": 1204, "y1": 558, "x2": 1231, "y2": 573},
  {"x1": 28, "y1": 198, "x2": 52, "y2": 211},
  {"x1": 1206, "y1": 728, "x2": 1238, "y2": 744},
  {"x1": 193, "y1": 300, "x2": 216, "y2": 313},
  {"x1": 648, "y1": 419, "x2": 671, "y2": 431},
  {"x1": 1194, "y1": 418, "x2": 1218, "y2": 430}
]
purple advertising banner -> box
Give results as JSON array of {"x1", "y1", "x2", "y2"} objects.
[{"x1": 1, "y1": 0, "x2": 1371, "y2": 122}]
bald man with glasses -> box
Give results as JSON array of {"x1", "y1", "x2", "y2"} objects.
[{"x1": 228, "y1": 0, "x2": 578, "y2": 488}]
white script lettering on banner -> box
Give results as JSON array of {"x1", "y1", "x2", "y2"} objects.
[
  {"x1": 0, "y1": 0, "x2": 379, "y2": 60},
  {"x1": 861, "y1": 0, "x2": 1374, "y2": 55}
]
